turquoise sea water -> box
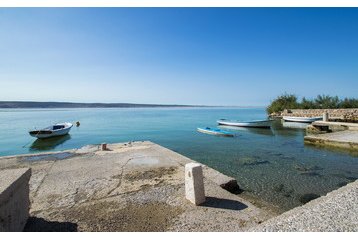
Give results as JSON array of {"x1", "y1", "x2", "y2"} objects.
[{"x1": 1, "y1": 107, "x2": 357, "y2": 211}]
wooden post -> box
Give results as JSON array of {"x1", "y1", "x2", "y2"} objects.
[{"x1": 185, "y1": 163, "x2": 206, "y2": 205}]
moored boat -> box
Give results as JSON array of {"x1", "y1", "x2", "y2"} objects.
[
  {"x1": 282, "y1": 121, "x2": 309, "y2": 129},
  {"x1": 217, "y1": 119, "x2": 272, "y2": 128},
  {"x1": 29, "y1": 122, "x2": 73, "y2": 139},
  {"x1": 197, "y1": 127, "x2": 234, "y2": 137},
  {"x1": 282, "y1": 116, "x2": 322, "y2": 123}
]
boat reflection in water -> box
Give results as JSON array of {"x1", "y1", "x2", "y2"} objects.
[
  {"x1": 29, "y1": 134, "x2": 71, "y2": 151},
  {"x1": 282, "y1": 121, "x2": 309, "y2": 129},
  {"x1": 218, "y1": 125, "x2": 274, "y2": 136}
]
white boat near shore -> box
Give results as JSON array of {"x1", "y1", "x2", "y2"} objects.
[
  {"x1": 197, "y1": 127, "x2": 234, "y2": 137},
  {"x1": 29, "y1": 122, "x2": 73, "y2": 139},
  {"x1": 282, "y1": 116, "x2": 322, "y2": 123},
  {"x1": 282, "y1": 121, "x2": 309, "y2": 129},
  {"x1": 217, "y1": 119, "x2": 272, "y2": 128}
]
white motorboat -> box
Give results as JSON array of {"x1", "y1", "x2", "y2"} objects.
[
  {"x1": 29, "y1": 122, "x2": 73, "y2": 139},
  {"x1": 217, "y1": 119, "x2": 272, "y2": 128},
  {"x1": 282, "y1": 116, "x2": 322, "y2": 123}
]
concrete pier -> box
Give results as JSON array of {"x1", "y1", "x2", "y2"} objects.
[
  {"x1": 304, "y1": 130, "x2": 358, "y2": 151},
  {"x1": 311, "y1": 120, "x2": 358, "y2": 131},
  {"x1": 0, "y1": 141, "x2": 276, "y2": 231},
  {"x1": 0, "y1": 168, "x2": 31, "y2": 232}
]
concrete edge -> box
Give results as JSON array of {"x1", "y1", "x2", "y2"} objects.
[
  {"x1": 250, "y1": 179, "x2": 358, "y2": 231},
  {"x1": 150, "y1": 142, "x2": 241, "y2": 193},
  {"x1": 304, "y1": 136, "x2": 358, "y2": 150},
  {"x1": 0, "y1": 168, "x2": 31, "y2": 206}
]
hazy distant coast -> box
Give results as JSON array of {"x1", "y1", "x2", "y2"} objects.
[{"x1": 0, "y1": 101, "x2": 205, "y2": 109}]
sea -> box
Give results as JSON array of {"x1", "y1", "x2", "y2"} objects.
[{"x1": 0, "y1": 107, "x2": 357, "y2": 211}]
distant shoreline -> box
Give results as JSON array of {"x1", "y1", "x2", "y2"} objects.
[
  {"x1": 0, "y1": 101, "x2": 202, "y2": 109},
  {"x1": 0, "y1": 101, "x2": 265, "y2": 109}
]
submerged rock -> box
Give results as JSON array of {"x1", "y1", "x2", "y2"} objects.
[
  {"x1": 337, "y1": 181, "x2": 348, "y2": 187},
  {"x1": 294, "y1": 164, "x2": 323, "y2": 172},
  {"x1": 299, "y1": 171, "x2": 321, "y2": 177},
  {"x1": 345, "y1": 176, "x2": 358, "y2": 182},
  {"x1": 273, "y1": 184, "x2": 294, "y2": 198},
  {"x1": 273, "y1": 184, "x2": 284, "y2": 192},
  {"x1": 299, "y1": 193, "x2": 320, "y2": 204},
  {"x1": 239, "y1": 157, "x2": 270, "y2": 166}
]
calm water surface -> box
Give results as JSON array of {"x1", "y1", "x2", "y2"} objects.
[{"x1": 1, "y1": 107, "x2": 357, "y2": 211}]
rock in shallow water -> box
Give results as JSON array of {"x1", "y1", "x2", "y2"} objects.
[
  {"x1": 239, "y1": 157, "x2": 270, "y2": 166},
  {"x1": 299, "y1": 193, "x2": 320, "y2": 204}
]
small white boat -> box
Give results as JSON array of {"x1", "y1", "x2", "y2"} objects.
[
  {"x1": 29, "y1": 122, "x2": 73, "y2": 139},
  {"x1": 197, "y1": 127, "x2": 234, "y2": 137},
  {"x1": 217, "y1": 119, "x2": 272, "y2": 128},
  {"x1": 282, "y1": 116, "x2": 322, "y2": 123},
  {"x1": 282, "y1": 121, "x2": 309, "y2": 129}
]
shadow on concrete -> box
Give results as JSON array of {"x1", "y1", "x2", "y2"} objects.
[
  {"x1": 200, "y1": 196, "x2": 248, "y2": 211},
  {"x1": 23, "y1": 216, "x2": 78, "y2": 232}
]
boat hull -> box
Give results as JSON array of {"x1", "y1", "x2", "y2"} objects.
[
  {"x1": 29, "y1": 123, "x2": 73, "y2": 139},
  {"x1": 282, "y1": 116, "x2": 322, "y2": 123},
  {"x1": 217, "y1": 120, "x2": 272, "y2": 128},
  {"x1": 197, "y1": 127, "x2": 234, "y2": 137}
]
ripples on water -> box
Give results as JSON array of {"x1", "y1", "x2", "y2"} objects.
[{"x1": 0, "y1": 107, "x2": 357, "y2": 211}]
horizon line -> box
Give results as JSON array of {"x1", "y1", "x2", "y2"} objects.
[{"x1": 0, "y1": 100, "x2": 266, "y2": 108}]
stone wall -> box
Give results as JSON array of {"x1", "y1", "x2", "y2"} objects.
[
  {"x1": 0, "y1": 168, "x2": 31, "y2": 232},
  {"x1": 280, "y1": 108, "x2": 358, "y2": 122}
]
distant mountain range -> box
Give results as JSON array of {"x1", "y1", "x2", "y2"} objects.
[{"x1": 0, "y1": 101, "x2": 199, "y2": 109}]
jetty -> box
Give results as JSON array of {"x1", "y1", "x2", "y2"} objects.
[
  {"x1": 0, "y1": 141, "x2": 276, "y2": 232},
  {"x1": 304, "y1": 121, "x2": 358, "y2": 151},
  {"x1": 1, "y1": 141, "x2": 357, "y2": 232}
]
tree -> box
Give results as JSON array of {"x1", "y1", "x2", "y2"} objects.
[
  {"x1": 300, "y1": 97, "x2": 316, "y2": 109},
  {"x1": 314, "y1": 95, "x2": 339, "y2": 109},
  {"x1": 267, "y1": 93, "x2": 299, "y2": 114},
  {"x1": 339, "y1": 98, "x2": 358, "y2": 108}
]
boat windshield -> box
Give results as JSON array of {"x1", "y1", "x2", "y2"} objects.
[{"x1": 53, "y1": 125, "x2": 65, "y2": 130}]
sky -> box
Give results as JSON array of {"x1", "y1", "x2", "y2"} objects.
[{"x1": 0, "y1": 8, "x2": 357, "y2": 106}]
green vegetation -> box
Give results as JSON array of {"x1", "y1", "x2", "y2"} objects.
[{"x1": 267, "y1": 93, "x2": 358, "y2": 114}]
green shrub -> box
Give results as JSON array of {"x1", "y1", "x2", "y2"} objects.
[
  {"x1": 267, "y1": 94, "x2": 358, "y2": 114},
  {"x1": 266, "y1": 93, "x2": 299, "y2": 114}
]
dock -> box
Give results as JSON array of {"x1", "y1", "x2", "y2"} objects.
[
  {"x1": 0, "y1": 141, "x2": 276, "y2": 232},
  {"x1": 304, "y1": 121, "x2": 358, "y2": 151}
]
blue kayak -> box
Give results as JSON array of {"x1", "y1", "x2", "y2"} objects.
[{"x1": 197, "y1": 127, "x2": 234, "y2": 137}]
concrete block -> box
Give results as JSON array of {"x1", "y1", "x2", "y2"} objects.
[
  {"x1": 101, "y1": 143, "x2": 107, "y2": 151},
  {"x1": 323, "y1": 112, "x2": 329, "y2": 122},
  {"x1": 185, "y1": 163, "x2": 205, "y2": 205},
  {"x1": 0, "y1": 168, "x2": 31, "y2": 232}
]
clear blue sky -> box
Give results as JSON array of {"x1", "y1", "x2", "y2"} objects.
[{"x1": 0, "y1": 8, "x2": 357, "y2": 106}]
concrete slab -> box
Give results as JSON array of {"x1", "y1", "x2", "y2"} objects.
[
  {"x1": 0, "y1": 141, "x2": 276, "y2": 232},
  {"x1": 252, "y1": 180, "x2": 358, "y2": 232},
  {"x1": 312, "y1": 121, "x2": 358, "y2": 131},
  {"x1": 0, "y1": 168, "x2": 31, "y2": 232},
  {"x1": 304, "y1": 130, "x2": 358, "y2": 150}
]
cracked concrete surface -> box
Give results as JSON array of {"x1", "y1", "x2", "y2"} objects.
[{"x1": 0, "y1": 141, "x2": 276, "y2": 231}]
